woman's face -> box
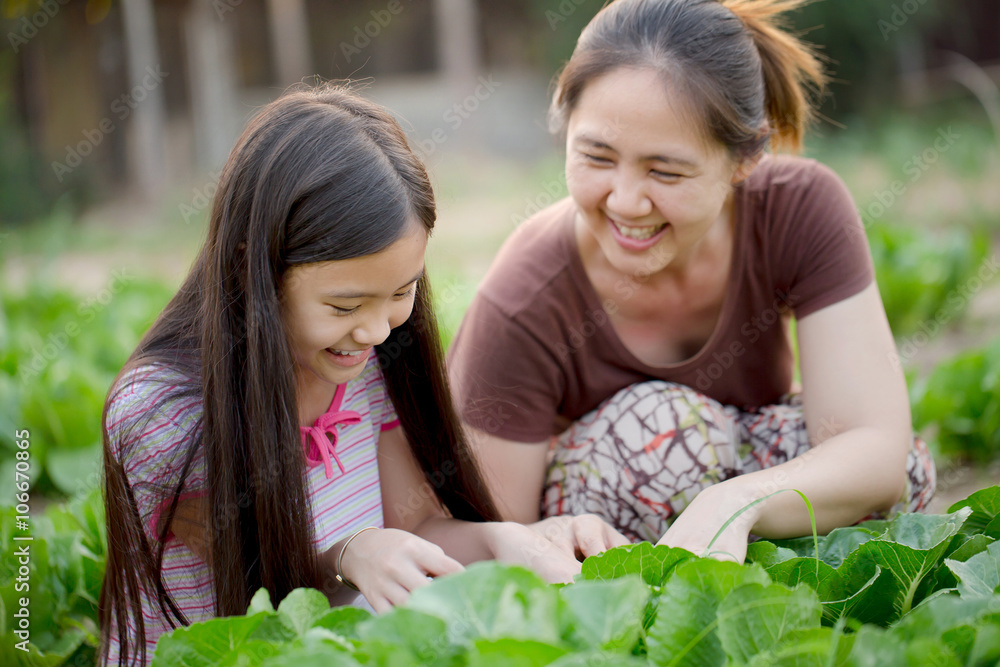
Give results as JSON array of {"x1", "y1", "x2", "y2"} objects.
[
  {"x1": 280, "y1": 223, "x2": 427, "y2": 392},
  {"x1": 565, "y1": 67, "x2": 745, "y2": 277}
]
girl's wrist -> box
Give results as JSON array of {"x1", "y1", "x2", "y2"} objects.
[{"x1": 336, "y1": 526, "x2": 378, "y2": 590}]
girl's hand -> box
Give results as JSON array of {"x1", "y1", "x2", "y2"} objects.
[
  {"x1": 530, "y1": 514, "x2": 632, "y2": 560},
  {"x1": 487, "y1": 522, "x2": 586, "y2": 583},
  {"x1": 655, "y1": 482, "x2": 759, "y2": 564},
  {"x1": 337, "y1": 528, "x2": 464, "y2": 612}
]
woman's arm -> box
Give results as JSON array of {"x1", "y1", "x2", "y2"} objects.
[{"x1": 658, "y1": 282, "x2": 911, "y2": 561}]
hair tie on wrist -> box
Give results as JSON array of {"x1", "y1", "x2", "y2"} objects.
[{"x1": 335, "y1": 526, "x2": 378, "y2": 591}]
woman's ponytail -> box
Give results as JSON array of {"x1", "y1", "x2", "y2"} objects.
[
  {"x1": 723, "y1": 0, "x2": 827, "y2": 152},
  {"x1": 550, "y1": 0, "x2": 830, "y2": 157}
]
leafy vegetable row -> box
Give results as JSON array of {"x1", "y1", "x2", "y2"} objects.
[{"x1": 144, "y1": 486, "x2": 1000, "y2": 666}]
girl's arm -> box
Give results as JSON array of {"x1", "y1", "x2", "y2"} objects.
[
  {"x1": 331, "y1": 425, "x2": 583, "y2": 611},
  {"x1": 462, "y1": 427, "x2": 631, "y2": 559},
  {"x1": 658, "y1": 282, "x2": 911, "y2": 561}
]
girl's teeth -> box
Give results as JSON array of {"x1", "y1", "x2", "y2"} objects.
[
  {"x1": 331, "y1": 349, "x2": 362, "y2": 356},
  {"x1": 615, "y1": 222, "x2": 666, "y2": 240}
]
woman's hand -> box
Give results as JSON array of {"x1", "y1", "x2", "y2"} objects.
[
  {"x1": 655, "y1": 481, "x2": 760, "y2": 564},
  {"x1": 486, "y1": 521, "x2": 586, "y2": 583},
  {"x1": 336, "y1": 528, "x2": 464, "y2": 613},
  {"x1": 529, "y1": 514, "x2": 632, "y2": 561}
]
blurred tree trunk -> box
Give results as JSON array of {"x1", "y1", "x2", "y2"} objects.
[
  {"x1": 267, "y1": 0, "x2": 313, "y2": 85},
  {"x1": 184, "y1": 0, "x2": 239, "y2": 172},
  {"x1": 120, "y1": 0, "x2": 167, "y2": 199},
  {"x1": 433, "y1": 0, "x2": 479, "y2": 90}
]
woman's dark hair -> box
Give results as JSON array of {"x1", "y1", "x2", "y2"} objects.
[
  {"x1": 550, "y1": 0, "x2": 828, "y2": 155},
  {"x1": 98, "y1": 84, "x2": 500, "y2": 666}
]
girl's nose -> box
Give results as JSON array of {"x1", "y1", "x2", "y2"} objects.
[
  {"x1": 352, "y1": 313, "x2": 391, "y2": 347},
  {"x1": 606, "y1": 171, "x2": 652, "y2": 220}
]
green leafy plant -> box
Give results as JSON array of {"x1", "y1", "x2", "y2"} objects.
[
  {"x1": 867, "y1": 222, "x2": 991, "y2": 341},
  {"x1": 0, "y1": 487, "x2": 105, "y2": 666},
  {"x1": 135, "y1": 486, "x2": 1000, "y2": 666},
  {"x1": 0, "y1": 277, "x2": 174, "y2": 499},
  {"x1": 911, "y1": 337, "x2": 1000, "y2": 463}
]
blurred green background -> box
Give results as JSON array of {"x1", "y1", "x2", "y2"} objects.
[{"x1": 1, "y1": 0, "x2": 999, "y2": 663}]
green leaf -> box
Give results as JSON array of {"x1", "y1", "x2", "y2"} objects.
[
  {"x1": 406, "y1": 562, "x2": 570, "y2": 646},
  {"x1": 580, "y1": 542, "x2": 694, "y2": 586},
  {"x1": 257, "y1": 637, "x2": 361, "y2": 667},
  {"x1": 248, "y1": 588, "x2": 276, "y2": 615},
  {"x1": 357, "y1": 608, "x2": 456, "y2": 664},
  {"x1": 466, "y1": 639, "x2": 569, "y2": 666},
  {"x1": 834, "y1": 509, "x2": 972, "y2": 623},
  {"x1": 949, "y1": 486, "x2": 1000, "y2": 539},
  {"x1": 313, "y1": 606, "x2": 372, "y2": 640},
  {"x1": 45, "y1": 443, "x2": 102, "y2": 496},
  {"x1": 151, "y1": 615, "x2": 269, "y2": 666},
  {"x1": 890, "y1": 591, "x2": 998, "y2": 640},
  {"x1": 547, "y1": 650, "x2": 648, "y2": 666},
  {"x1": 745, "y1": 627, "x2": 854, "y2": 667},
  {"x1": 946, "y1": 541, "x2": 1000, "y2": 598},
  {"x1": 559, "y1": 576, "x2": 648, "y2": 651},
  {"x1": 645, "y1": 558, "x2": 771, "y2": 666},
  {"x1": 717, "y1": 583, "x2": 822, "y2": 663},
  {"x1": 275, "y1": 588, "x2": 331, "y2": 637}
]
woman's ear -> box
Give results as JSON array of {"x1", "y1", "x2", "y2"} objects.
[
  {"x1": 731, "y1": 153, "x2": 763, "y2": 185},
  {"x1": 731, "y1": 124, "x2": 770, "y2": 185}
]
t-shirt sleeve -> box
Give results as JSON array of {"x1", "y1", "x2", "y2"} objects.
[
  {"x1": 105, "y1": 366, "x2": 206, "y2": 543},
  {"x1": 771, "y1": 161, "x2": 875, "y2": 319},
  {"x1": 448, "y1": 294, "x2": 565, "y2": 443},
  {"x1": 361, "y1": 357, "x2": 399, "y2": 433}
]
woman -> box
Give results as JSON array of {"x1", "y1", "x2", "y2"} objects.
[{"x1": 448, "y1": 0, "x2": 935, "y2": 563}]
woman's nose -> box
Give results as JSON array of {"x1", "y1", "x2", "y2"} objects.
[{"x1": 606, "y1": 171, "x2": 652, "y2": 220}]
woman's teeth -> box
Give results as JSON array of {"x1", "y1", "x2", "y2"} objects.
[
  {"x1": 614, "y1": 221, "x2": 667, "y2": 240},
  {"x1": 330, "y1": 349, "x2": 363, "y2": 356}
]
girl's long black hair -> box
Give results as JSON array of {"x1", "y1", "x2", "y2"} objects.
[{"x1": 98, "y1": 84, "x2": 500, "y2": 666}]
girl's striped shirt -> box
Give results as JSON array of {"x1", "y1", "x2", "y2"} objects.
[{"x1": 104, "y1": 355, "x2": 398, "y2": 664}]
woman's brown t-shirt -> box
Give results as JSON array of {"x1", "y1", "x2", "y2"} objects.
[{"x1": 447, "y1": 155, "x2": 874, "y2": 442}]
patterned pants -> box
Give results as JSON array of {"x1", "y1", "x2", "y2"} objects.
[{"x1": 541, "y1": 381, "x2": 936, "y2": 543}]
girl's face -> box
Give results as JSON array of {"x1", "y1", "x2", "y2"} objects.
[
  {"x1": 565, "y1": 67, "x2": 745, "y2": 277},
  {"x1": 281, "y1": 223, "x2": 427, "y2": 391}
]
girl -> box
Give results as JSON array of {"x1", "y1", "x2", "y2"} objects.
[
  {"x1": 448, "y1": 0, "x2": 935, "y2": 564},
  {"x1": 99, "y1": 85, "x2": 579, "y2": 666}
]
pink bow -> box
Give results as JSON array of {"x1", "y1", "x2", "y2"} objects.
[{"x1": 301, "y1": 408, "x2": 362, "y2": 479}]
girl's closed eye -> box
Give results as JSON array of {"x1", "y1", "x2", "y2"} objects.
[
  {"x1": 331, "y1": 304, "x2": 359, "y2": 315},
  {"x1": 394, "y1": 285, "x2": 416, "y2": 299}
]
